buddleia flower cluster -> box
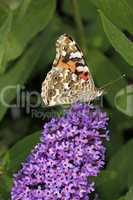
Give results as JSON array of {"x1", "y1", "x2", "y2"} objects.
[{"x1": 11, "y1": 102, "x2": 109, "y2": 200}]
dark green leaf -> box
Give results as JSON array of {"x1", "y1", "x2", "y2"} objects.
[
  {"x1": 112, "y1": 53, "x2": 133, "y2": 79},
  {"x1": 0, "y1": 173, "x2": 12, "y2": 199},
  {"x1": 0, "y1": 33, "x2": 46, "y2": 121},
  {"x1": 87, "y1": 49, "x2": 127, "y2": 107},
  {"x1": 95, "y1": 139, "x2": 133, "y2": 200},
  {"x1": 127, "y1": 0, "x2": 133, "y2": 8},
  {"x1": 0, "y1": 5, "x2": 12, "y2": 74},
  {"x1": 64, "y1": 0, "x2": 97, "y2": 21},
  {"x1": 99, "y1": 10, "x2": 133, "y2": 66},
  {"x1": 125, "y1": 186, "x2": 133, "y2": 200},
  {"x1": 117, "y1": 198, "x2": 125, "y2": 200},
  {"x1": 0, "y1": 0, "x2": 22, "y2": 10},
  {"x1": 118, "y1": 187, "x2": 133, "y2": 200},
  {"x1": 107, "y1": 109, "x2": 133, "y2": 158},
  {"x1": 91, "y1": 0, "x2": 133, "y2": 34},
  {"x1": 7, "y1": 0, "x2": 55, "y2": 62},
  {"x1": 85, "y1": 16, "x2": 110, "y2": 51},
  {"x1": 3, "y1": 131, "x2": 40, "y2": 174}
]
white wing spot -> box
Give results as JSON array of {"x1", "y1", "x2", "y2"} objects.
[
  {"x1": 62, "y1": 50, "x2": 66, "y2": 56},
  {"x1": 70, "y1": 52, "x2": 82, "y2": 59},
  {"x1": 77, "y1": 66, "x2": 84, "y2": 72},
  {"x1": 64, "y1": 83, "x2": 70, "y2": 90},
  {"x1": 72, "y1": 73, "x2": 77, "y2": 81},
  {"x1": 84, "y1": 66, "x2": 89, "y2": 72},
  {"x1": 69, "y1": 41, "x2": 75, "y2": 46}
]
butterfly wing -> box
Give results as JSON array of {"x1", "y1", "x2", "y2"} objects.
[
  {"x1": 41, "y1": 34, "x2": 102, "y2": 106},
  {"x1": 53, "y1": 34, "x2": 94, "y2": 85}
]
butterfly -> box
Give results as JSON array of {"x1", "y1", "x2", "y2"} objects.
[{"x1": 41, "y1": 34, "x2": 103, "y2": 106}]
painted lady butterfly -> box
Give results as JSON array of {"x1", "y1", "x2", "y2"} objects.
[{"x1": 41, "y1": 34, "x2": 103, "y2": 106}]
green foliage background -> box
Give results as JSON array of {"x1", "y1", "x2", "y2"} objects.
[{"x1": 0, "y1": 0, "x2": 133, "y2": 199}]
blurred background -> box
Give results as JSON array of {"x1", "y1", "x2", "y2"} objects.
[{"x1": 0, "y1": 0, "x2": 133, "y2": 199}]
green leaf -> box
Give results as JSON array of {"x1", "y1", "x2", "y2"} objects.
[
  {"x1": 0, "y1": 173, "x2": 12, "y2": 199},
  {"x1": 63, "y1": 0, "x2": 97, "y2": 21},
  {"x1": 99, "y1": 10, "x2": 133, "y2": 66},
  {"x1": 117, "y1": 198, "x2": 125, "y2": 200},
  {"x1": 112, "y1": 53, "x2": 133, "y2": 79},
  {"x1": 7, "y1": 0, "x2": 55, "y2": 62},
  {"x1": 0, "y1": 5, "x2": 12, "y2": 74},
  {"x1": 87, "y1": 49, "x2": 127, "y2": 107},
  {"x1": 127, "y1": 169, "x2": 133, "y2": 188},
  {"x1": 0, "y1": 33, "x2": 46, "y2": 121},
  {"x1": 3, "y1": 131, "x2": 40, "y2": 174},
  {"x1": 115, "y1": 85, "x2": 133, "y2": 117},
  {"x1": 95, "y1": 139, "x2": 133, "y2": 200},
  {"x1": 127, "y1": 0, "x2": 133, "y2": 8},
  {"x1": 125, "y1": 186, "x2": 133, "y2": 200},
  {"x1": 86, "y1": 16, "x2": 110, "y2": 51},
  {"x1": 16, "y1": 0, "x2": 32, "y2": 19},
  {"x1": 0, "y1": 0, "x2": 23, "y2": 10},
  {"x1": 107, "y1": 109, "x2": 133, "y2": 158},
  {"x1": 91, "y1": 0, "x2": 133, "y2": 34},
  {"x1": 118, "y1": 187, "x2": 133, "y2": 200}
]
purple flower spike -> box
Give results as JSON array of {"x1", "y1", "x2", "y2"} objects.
[{"x1": 11, "y1": 102, "x2": 109, "y2": 200}]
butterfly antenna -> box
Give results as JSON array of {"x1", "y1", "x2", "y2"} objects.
[{"x1": 100, "y1": 74, "x2": 126, "y2": 90}]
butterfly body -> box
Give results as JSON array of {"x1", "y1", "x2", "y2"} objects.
[{"x1": 41, "y1": 34, "x2": 103, "y2": 106}]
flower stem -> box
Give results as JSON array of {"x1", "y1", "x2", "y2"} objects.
[{"x1": 72, "y1": 0, "x2": 86, "y2": 54}]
